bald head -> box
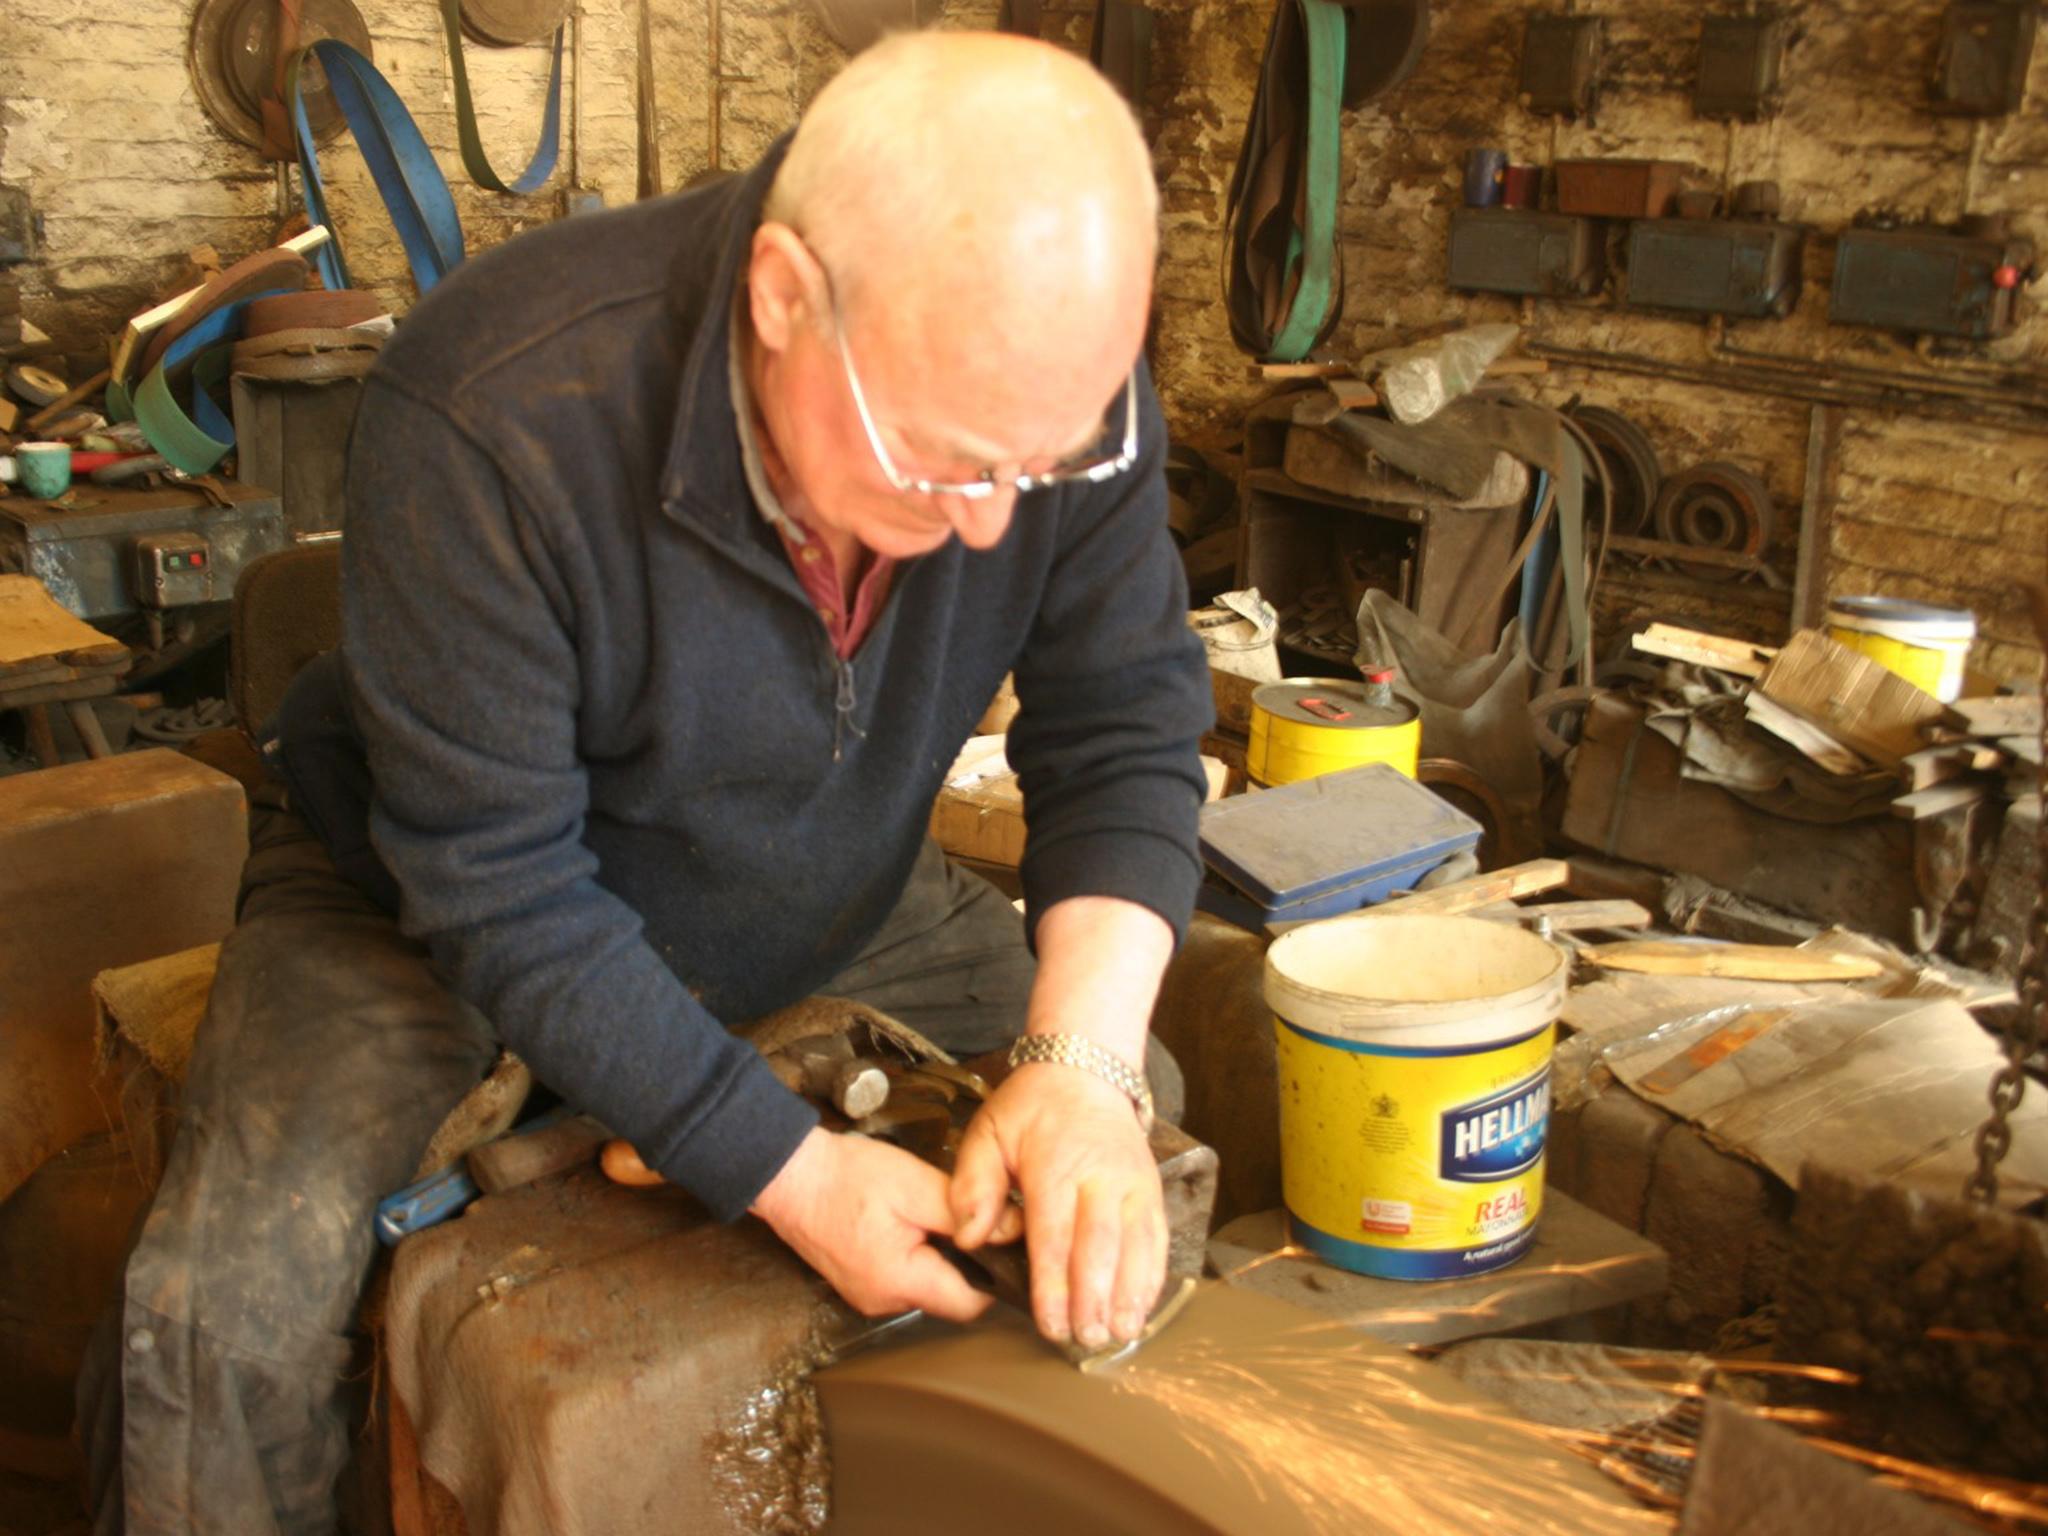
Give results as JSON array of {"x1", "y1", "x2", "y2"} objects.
[{"x1": 763, "y1": 33, "x2": 1157, "y2": 378}]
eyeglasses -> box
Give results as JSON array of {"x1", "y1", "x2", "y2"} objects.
[{"x1": 823, "y1": 276, "x2": 1141, "y2": 501}]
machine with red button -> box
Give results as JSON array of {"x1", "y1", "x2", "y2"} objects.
[
  {"x1": 130, "y1": 530, "x2": 217, "y2": 610},
  {"x1": 1829, "y1": 217, "x2": 2036, "y2": 340}
]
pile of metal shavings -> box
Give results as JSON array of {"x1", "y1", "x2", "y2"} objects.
[{"x1": 705, "y1": 1305, "x2": 849, "y2": 1535}]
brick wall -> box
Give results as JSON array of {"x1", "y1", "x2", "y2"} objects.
[{"x1": 4, "y1": 0, "x2": 2043, "y2": 681}]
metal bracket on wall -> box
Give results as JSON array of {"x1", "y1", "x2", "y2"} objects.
[
  {"x1": 1695, "y1": 13, "x2": 1791, "y2": 121},
  {"x1": 0, "y1": 186, "x2": 40, "y2": 265},
  {"x1": 1519, "y1": 14, "x2": 1603, "y2": 117},
  {"x1": 1933, "y1": 0, "x2": 2038, "y2": 116}
]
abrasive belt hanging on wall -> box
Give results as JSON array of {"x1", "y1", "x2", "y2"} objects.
[
  {"x1": 289, "y1": 40, "x2": 467, "y2": 292},
  {"x1": 436, "y1": 0, "x2": 565, "y2": 195},
  {"x1": 1223, "y1": 0, "x2": 1347, "y2": 363}
]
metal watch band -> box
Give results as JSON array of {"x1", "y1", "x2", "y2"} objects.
[{"x1": 1006, "y1": 1033, "x2": 1154, "y2": 1132}]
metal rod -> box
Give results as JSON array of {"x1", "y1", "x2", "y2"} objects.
[
  {"x1": 708, "y1": 0, "x2": 723, "y2": 173},
  {"x1": 1792, "y1": 404, "x2": 1836, "y2": 631},
  {"x1": 569, "y1": 1, "x2": 584, "y2": 187},
  {"x1": 1525, "y1": 338, "x2": 2048, "y2": 434}
]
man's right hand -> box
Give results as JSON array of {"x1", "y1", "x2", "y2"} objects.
[{"x1": 749, "y1": 1126, "x2": 1011, "y2": 1321}]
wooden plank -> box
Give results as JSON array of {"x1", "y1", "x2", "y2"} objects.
[
  {"x1": 1384, "y1": 858, "x2": 1571, "y2": 915},
  {"x1": 1743, "y1": 691, "x2": 1869, "y2": 776},
  {"x1": 1631, "y1": 622, "x2": 1776, "y2": 678},
  {"x1": 1503, "y1": 899, "x2": 1653, "y2": 932},
  {"x1": 1257, "y1": 361, "x2": 1352, "y2": 381},
  {"x1": 1890, "y1": 781, "x2": 1989, "y2": 820},
  {"x1": 1954, "y1": 696, "x2": 2041, "y2": 739},
  {"x1": 1792, "y1": 404, "x2": 1839, "y2": 631},
  {"x1": 1264, "y1": 858, "x2": 1572, "y2": 936},
  {"x1": 0, "y1": 575, "x2": 128, "y2": 670},
  {"x1": 1582, "y1": 940, "x2": 1884, "y2": 982},
  {"x1": 1756, "y1": 629, "x2": 1958, "y2": 767},
  {"x1": 1900, "y1": 743, "x2": 2007, "y2": 791}
]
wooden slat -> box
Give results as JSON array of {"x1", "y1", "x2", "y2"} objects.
[
  {"x1": 1264, "y1": 858, "x2": 1573, "y2": 936},
  {"x1": 1384, "y1": 858, "x2": 1572, "y2": 916},
  {"x1": 1504, "y1": 899, "x2": 1653, "y2": 932},
  {"x1": 1631, "y1": 623, "x2": 1777, "y2": 678},
  {"x1": 1954, "y1": 696, "x2": 2041, "y2": 739},
  {"x1": 1582, "y1": 940, "x2": 1883, "y2": 982},
  {"x1": 1890, "y1": 781, "x2": 1989, "y2": 820}
]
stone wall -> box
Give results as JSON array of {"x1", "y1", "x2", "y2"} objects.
[
  {"x1": 4, "y1": 0, "x2": 2042, "y2": 680},
  {"x1": 1139, "y1": 0, "x2": 2048, "y2": 683}
]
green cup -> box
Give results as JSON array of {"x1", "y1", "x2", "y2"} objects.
[{"x1": 16, "y1": 442, "x2": 72, "y2": 500}]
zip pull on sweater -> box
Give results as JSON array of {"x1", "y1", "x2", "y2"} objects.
[{"x1": 831, "y1": 655, "x2": 864, "y2": 761}]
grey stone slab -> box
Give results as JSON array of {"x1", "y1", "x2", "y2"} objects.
[{"x1": 1207, "y1": 1190, "x2": 1668, "y2": 1347}]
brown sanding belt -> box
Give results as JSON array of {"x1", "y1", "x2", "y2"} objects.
[
  {"x1": 129, "y1": 247, "x2": 312, "y2": 384},
  {"x1": 230, "y1": 288, "x2": 385, "y2": 381}
]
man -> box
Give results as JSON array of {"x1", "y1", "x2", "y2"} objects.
[{"x1": 81, "y1": 30, "x2": 1211, "y2": 1533}]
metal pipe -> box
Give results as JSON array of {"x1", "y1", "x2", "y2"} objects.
[
  {"x1": 569, "y1": 1, "x2": 584, "y2": 187},
  {"x1": 708, "y1": 0, "x2": 723, "y2": 173},
  {"x1": 1524, "y1": 337, "x2": 2048, "y2": 435}
]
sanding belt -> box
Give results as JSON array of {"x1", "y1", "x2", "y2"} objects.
[
  {"x1": 1223, "y1": 0, "x2": 1348, "y2": 363},
  {"x1": 287, "y1": 1, "x2": 562, "y2": 294},
  {"x1": 117, "y1": 246, "x2": 312, "y2": 473},
  {"x1": 232, "y1": 289, "x2": 387, "y2": 382},
  {"x1": 1222, "y1": 0, "x2": 1432, "y2": 363}
]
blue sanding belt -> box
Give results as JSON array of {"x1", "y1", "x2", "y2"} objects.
[{"x1": 289, "y1": 40, "x2": 466, "y2": 294}]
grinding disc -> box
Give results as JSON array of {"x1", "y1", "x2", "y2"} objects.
[
  {"x1": 1339, "y1": 0, "x2": 1430, "y2": 109},
  {"x1": 188, "y1": 0, "x2": 373, "y2": 152},
  {"x1": 459, "y1": 0, "x2": 573, "y2": 48},
  {"x1": 1651, "y1": 461, "x2": 1776, "y2": 583},
  {"x1": 4, "y1": 364, "x2": 66, "y2": 407},
  {"x1": 809, "y1": 0, "x2": 939, "y2": 54}
]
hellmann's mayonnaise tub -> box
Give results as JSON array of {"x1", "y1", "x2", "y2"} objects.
[{"x1": 1264, "y1": 912, "x2": 1568, "y2": 1281}]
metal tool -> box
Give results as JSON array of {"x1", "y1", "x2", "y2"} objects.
[
  {"x1": 374, "y1": 1104, "x2": 577, "y2": 1244},
  {"x1": 822, "y1": 1236, "x2": 1198, "y2": 1373}
]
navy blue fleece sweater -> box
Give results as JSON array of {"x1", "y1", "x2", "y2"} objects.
[{"x1": 273, "y1": 149, "x2": 1212, "y2": 1221}]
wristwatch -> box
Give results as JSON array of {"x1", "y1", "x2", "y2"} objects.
[{"x1": 1006, "y1": 1033, "x2": 1155, "y2": 1132}]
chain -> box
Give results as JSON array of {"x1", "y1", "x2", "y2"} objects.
[{"x1": 1964, "y1": 603, "x2": 2048, "y2": 1205}]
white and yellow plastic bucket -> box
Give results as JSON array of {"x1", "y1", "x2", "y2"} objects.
[
  {"x1": 1246, "y1": 678, "x2": 1421, "y2": 787},
  {"x1": 1264, "y1": 913, "x2": 1568, "y2": 1281},
  {"x1": 1826, "y1": 596, "x2": 1975, "y2": 703}
]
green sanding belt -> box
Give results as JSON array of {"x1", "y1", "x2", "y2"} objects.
[
  {"x1": 1223, "y1": 0, "x2": 1347, "y2": 363},
  {"x1": 437, "y1": 0, "x2": 564, "y2": 195}
]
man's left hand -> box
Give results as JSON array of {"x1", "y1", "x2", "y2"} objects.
[{"x1": 950, "y1": 1057, "x2": 1165, "y2": 1349}]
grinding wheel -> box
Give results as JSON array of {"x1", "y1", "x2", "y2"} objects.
[
  {"x1": 809, "y1": 0, "x2": 940, "y2": 53},
  {"x1": 4, "y1": 363, "x2": 66, "y2": 407},
  {"x1": 1568, "y1": 404, "x2": 1662, "y2": 538},
  {"x1": 1651, "y1": 461, "x2": 1775, "y2": 582},
  {"x1": 187, "y1": 0, "x2": 373, "y2": 151},
  {"x1": 818, "y1": 1282, "x2": 1650, "y2": 1535},
  {"x1": 1340, "y1": 0, "x2": 1430, "y2": 108},
  {"x1": 460, "y1": 0, "x2": 572, "y2": 47}
]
